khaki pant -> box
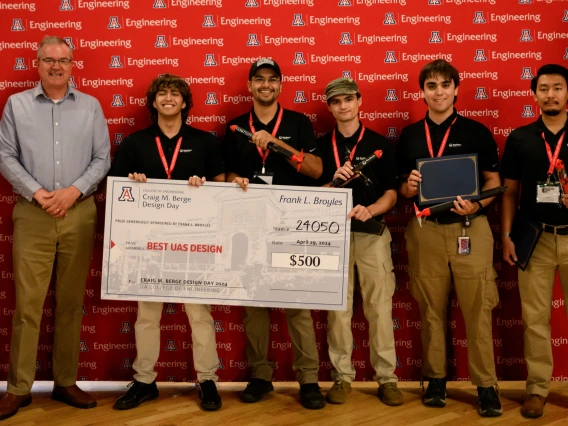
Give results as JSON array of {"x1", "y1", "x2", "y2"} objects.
[
  {"x1": 327, "y1": 230, "x2": 397, "y2": 384},
  {"x1": 518, "y1": 231, "x2": 568, "y2": 397},
  {"x1": 244, "y1": 306, "x2": 319, "y2": 385},
  {"x1": 405, "y1": 216, "x2": 499, "y2": 387},
  {"x1": 133, "y1": 301, "x2": 219, "y2": 383},
  {"x1": 8, "y1": 197, "x2": 96, "y2": 395}
]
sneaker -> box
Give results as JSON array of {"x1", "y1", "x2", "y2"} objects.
[
  {"x1": 198, "y1": 380, "x2": 222, "y2": 411},
  {"x1": 423, "y1": 378, "x2": 447, "y2": 407},
  {"x1": 378, "y1": 382, "x2": 403, "y2": 406},
  {"x1": 240, "y1": 379, "x2": 274, "y2": 403},
  {"x1": 299, "y1": 383, "x2": 326, "y2": 410},
  {"x1": 326, "y1": 381, "x2": 352, "y2": 404},
  {"x1": 114, "y1": 381, "x2": 159, "y2": 410},
  {"x1": 477, "y1": 386, "x2": 503, "y2": 417}
]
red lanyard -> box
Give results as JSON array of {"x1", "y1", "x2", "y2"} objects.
[
  {"x1": 155, "y1": 136, "x2": 183, "y2": 180},
  {"x1": 332, "y1": 125, "x2": 366, "y2": 168},
  {"x1": 249, "y1": 107, "x2": 284, "y2": 165},
  {"x1": 543, "y1": 131, "x2": 565, "y2": 176},
  {"x1": 424, "y1": 116, "x2": 458, "y2": 158}
]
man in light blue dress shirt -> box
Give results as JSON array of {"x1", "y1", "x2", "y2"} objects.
[{"x1": 0, "y1": 36, "x2": 110, "y2": 421}]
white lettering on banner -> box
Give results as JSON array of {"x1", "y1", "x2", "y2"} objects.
[
  {"x1": 446, "y1": 0, "x2": 495, "y2": 4},
  {"x1": 358, "y1": 72, "x2": 409, "y2": 83},
  {"x1": 82, "y1": 78, "x2": 134, "y2": 88},
  {"x1": 173, "y1": 37, "x2": 224, "y2": 47},
  {"x1": 282, "y1": 74, "x2": 316, "y2": 84},
  {"x1": 460, "y1": 70, "x2": 499, "y2": 80},
  {"x1": 78, "y1": 361, "x2": 97, "y2": 370},
  {"x1": 311, "y1": 54, "x2": 361, "y2": 64},
  {"x1": 497, "y1": 356, "x2": 525, "y2": 366},
  {"x1": 309, "y1": 16, "x2": 361, "y2": 26},
  {"x1": 0, "y1": 80, "x2": 36, "y2": 90},
  {"x1": 491, "y1": 13, "x2": 541, "y2": 23},
  {"x1": 401, "y1": 52, "x2": 452, "y2": 62},
  {"x1": 359, "y1": 110, "x2": 410, "y2": 120},
  {"x1": 0, "y1": 40, "x2": 37, "y2": 50},
  {"x1": 356, "y1": 0, "x2": 407, "y2": 5},
  {"x1": 220, "y1": 17, "x2": 271, "y2": 27},
  {"x1": 79, "y1": 39, "x2": 132, "y2": 49},
  {"x1": 552, "y1": 338, "x2": 568, "y2": 347},
  {"x1": 264, "y1": 35, "x2": 315, "y2": 46},
  {"x1": 91, "y1": 306, "x2": 138, "y2": 315},
  {"x1": 222, "y1": 55, "x2": 271, "y2": 66},
  {"x1": 492, "y1": 51, "x2": 542, "y2": 61},
  {"x1": 230, "y1": 360, "x2": 247, "y2": 369},
  {"x1": 94, "y1": 342, "x2": 136, "y2": 351},
  {"x1": 537, "y1": 31, "x2": 568, "y2": 41},
  {"x1": 127, "y1": 57, "x2": 178, "y2": 67},
  {"x1": 492, "y1": 89, "x2": 531, "y2": 99},
  {"x1": 496, "y1": 318, "x2": 523, "y2": 327},
  {"x1": 223, "y1": 94, "x2": 253, "y2": 105},
  {"x1": 553, "y1": 299, "x2": 565, "y2": 308},
  {"x1": 494, "y1": 127, "x2": 514, "y2": 137},
  {"x1": 107, "y1": 117, "x2": 135, "y2": 126},
  {"x1": 395, "y1": 340, "x2": 412, "y2": 348},
  {"x1": 186, "y1": 115, "x2": 227, "y2": 125},
  {"x1": 77, "y1": 0, "x2": 130, "y2": 9},
  {"x1": 393, "y1": 301, "x2": 412, "y2": 310},
  {"x1": 458, "y1": 108, "x2": 499, "y2": 118},
  {"x1": 126, "y1": 18, "x2": 177, "y2": 28},
  {"x1": 263, "y1": 0, "x2": 314, "y2": 6},
  {"x1": 183, "y1": 76, "x2": 225, "y2": 86},
  {"x1": 155, "y1": 361, "x2": 188, "y2": 369},
  {"x1": 160, "y1": 324, "x2": 187, "y2": 332},
  {"x1": 400, "y1": 14, "x2": 451, "y2": 24},
  {"x1": 171, "y1": 0, "x2": 222, "y2": 7},
  {"x1": 447, "y1": 33, "x2": 497, "y2": 43},
  {"x1": 357, "y1": 34, "x2": 407, "y2": 44},
  {"x1": 403, "y1": 91, "x2": 423, "y2": 101},
  {"x1": 0, "y1": 2, "x2": 36, "y2": 11},
  {"x1": 29, "y1": 20, "x2": 82, "y2": 30}
]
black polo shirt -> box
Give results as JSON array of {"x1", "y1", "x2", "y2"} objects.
[
  {"x1": 110, "y1": 123, "x2": 224, "y2": 180},
  {"x1": 223, "y1": 104, "x2": 320, "y2": 186},
  {"x1": 317, "y1": 123, "x2": 397, "y2": 227},
  {"x1": 501, "y1": 116, "x2": 568, "y2": 225},
  {"x1": 396, "y1": 109, "x2": 499, "y2": 221}
]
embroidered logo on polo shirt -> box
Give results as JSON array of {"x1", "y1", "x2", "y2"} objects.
[
  {"x1": 449, "y1": 143, "x2": 462, "y2": 148},
  {"x1": 278, "y1": 136, "x2": 291, "y2": 140},
  {"x1": 180, "y1": 149, "x2": 192, "y2": 153}
]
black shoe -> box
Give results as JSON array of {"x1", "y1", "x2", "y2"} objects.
[
  {"x1": 423, "y1": 378, "x2": 447, "y2": 407},
  {"x1": 477, "y1": 386, "x2": 503, "y2": 417},
  {"x1": 114, "y1": 381, "x2": 159, "y2": 410},
  {"x1": 199, "y1": 380, "x2": 222, "y2": 411},
  {"x1": 299, "y1": 383, "x2": 326, "y2": 410},
  {"x1": 240, "y1": 379, "x2": 274, "y2": 403}
]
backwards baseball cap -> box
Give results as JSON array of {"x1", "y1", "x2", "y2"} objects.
[
  {"x1": 325, "y1": 77, "x2": 360, "y2": 104},
  {"x1": 248, "y1": 58, "x2": 282, "y2": 80},
  {"x1": 530, "y1": 64, "x2": 568, "y2": 92}
]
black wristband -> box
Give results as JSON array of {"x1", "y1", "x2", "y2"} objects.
[{"x1": 476, "y1": 200, "x2": 483, "y2": 212}]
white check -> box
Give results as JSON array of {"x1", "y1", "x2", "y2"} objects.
[{"x1": 101, "y1": 177, "x2": 352, "y2": 310}]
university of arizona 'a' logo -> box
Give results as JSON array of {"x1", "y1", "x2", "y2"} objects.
[
  {"x1": 340, "y1": 32, "x2": 353, "y2": 45},
  {"x1": 384, "y1": 13, "x2": 396, "y2": 25},
  {"x1": 64, "y1": 37, "x2": 75, "y2": 49},
  {"x1": 474, "y1": 49, "x2": 487, "y2": 61},
  {"x1": 153, "y1": 0, "x2": 166, "y2": 8},
  {"x1": 245, "y1": 0, "x2": 259, "y2": 6},
  {"x1": 155, "y1": 35, "x2": 168, "y2": 48},
  {"x1": 294, "y1": 52, "x2": 306, "y2": 65},
  {"x1": 563, "y1": 10, "x2": 568, "y2": 22},
  {"x1": 122, "y1": 358, "x2": 132, "y2": 369},
  {"x1": 428, "y1": 0, "x2": 441, "y2": 4},
  {"x1": 203, "y1": 15, "x2": 215, "y2": 27},
  {"x1": 112, "y1": 94, "x2": 125, "y2": 107},
  {"x1": 342, "y1": 70, "x2": 352, "y2": 78},
  {"x1": 292, "y1": 14, "x2": 305, "y2": 26},
  {"x1": 113, "y1": 133, "x2": 124, "y2": 145},
  {"x1": 385, "y1": 89, "x2": 398, "y2": 101},
  {"x1": 473, "y1": 11, "x2": 486, "y2": 24},
  {"x1": 396, "y1": 356, "x2": 402, "y2": 368},
  {"x1": 82, "y1": 305, "x2": 87, "y2": 315},
  {"x1": 14, "y1": 58, "x2": 27, "y2": 70},
  {"x1": 391, "y1": 242, "x2": 400, "y2": 254},
  {"x1": 394, "y1": 277, "x2": 400, "y2": 291},
  {"x1": 475, "y1": 87, "x2": 488, "y2": 99},
  {"x1": 386, "y1": 127, "x2": 398, "y2": 139},
  {"x1": 68, "y1": 76, "x2": 77, "y2": 88},
  {"x1": 520, "y1": 29, "x2": 533, "y2": 42},
  {"x1": 11, "y1": 19, "x2": 24, "y2": 31},
  {"x1": 392, "y1": 318, "x2": 401, "y2": 330},
  {"x1": 164, "y1": 303, "x2": 176, "y2": 314},
  {"x1": 564, "y1": 48, "x2": 568, "y2": 60},
  {"x1": 109, "y1": 56, "x2": 123, "y2": 68},
  {"x1": 384, "y1": 51, "x2": 397, "y2": 63},
  {"x1": 338, "y1": 0, "x2": 351, "y2": 5},
  {"x1": 165, "y1": 339, "x2": 177, "y2": 351},
  {"x1": 79, "y1": 376, "x2": 87, "y2": 381},
  {"x1": 521, "y1": 67, "x2": 533, "y2": 79},
  {"x1": 60, "y1": 0, "x2": 73, "y2": 11},
  {"x1": 108, "y1": 16, "x2": 121, "y2": 29},
  {"x1": 204, "y1": 54, "x2": 217, "y2": 66},
  {"x1": 294, "y1": 91, "x2": 307, "y2": 103},
  {"x1": 214, "y1": 320, "x2": 224, "y2": 332},
  {"x1": 36, "y1": 360, "x2": 42, "y2": 370},
  {"x1": 120, "y1": 321, "x2": 133, "y2": 333},
  {"x1": 167, "y1": 376, "x2": 176, "y2": 382},
  {"x1": 519, "y1": 0, "x2": 531, "y2": 3},
  {"x1": 247, "y1": 34, "x2": 260, "y2": 46},
  {"x1": 205, "y1": 92, "x2": 219, "y2": 105},
  {"x1": 522, "y1": 105, "x2": 535, "y2": 117},
  {"x1": 118, "y1": 187, "x2": 134, "y2": 202},
  {"x1": 79, "y1": 340, "x2": 89, "y2": 352},
  {"x1": 429, "y1": 31, "x2": 442, "y2": 43},
  {"x1": 218, "y1": 358, "x2": 225, "y2": 369}
]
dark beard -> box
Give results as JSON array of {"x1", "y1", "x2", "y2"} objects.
[{"x1": 543, "y1": 109, "x2": 561, "y2": 117}]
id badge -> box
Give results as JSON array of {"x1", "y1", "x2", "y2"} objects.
[
  {"x1": 457, "y1": 236, "x2": 470, "y2": 255},
  {"x1": 253, "y1": 170, "x2": 274, "y2": 185},
  {"x1": 536, "y1": 182, "x2": 561, "y2": 204}
]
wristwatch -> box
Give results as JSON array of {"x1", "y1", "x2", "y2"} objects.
[{"x1": 503, "y1": 232, "x2": 511, "y2": 238}]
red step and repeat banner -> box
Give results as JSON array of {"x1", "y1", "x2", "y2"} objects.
[{"x1": 0, "y1": 0, "x2": 567, "y2": 384}]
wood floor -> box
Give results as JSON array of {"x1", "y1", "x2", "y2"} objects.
[{"x1": 1, "y1": 381, "x2": 568, "y2": 425}]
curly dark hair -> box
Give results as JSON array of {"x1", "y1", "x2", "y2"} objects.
[{"x1": 146, "y1": 74, "x2": 192, "y2": 123}]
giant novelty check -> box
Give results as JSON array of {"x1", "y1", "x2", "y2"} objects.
[{"x1": 101, "y1": 177, "x2": 352, "y2": 310}]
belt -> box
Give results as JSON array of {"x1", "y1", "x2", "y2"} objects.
[
  {"x1": 428, "y1": 211, "x2": 481, "y2": 225},
  {"x1": 541, "y1": 222, "x2": 568, "y2": 236},
  {"x1": 29, "y1": 194, "x2": 93, "y2": 209}
]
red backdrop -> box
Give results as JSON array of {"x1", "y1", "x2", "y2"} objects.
[{"x1": 1, "y1": 0, "x2": 568, "y2": 383}]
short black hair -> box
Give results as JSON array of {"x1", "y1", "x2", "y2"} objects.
[
  {"x1": 418, "y1": 59, "x2": 460, "y2": 90},
  {"x1": 530, "y1": 64, "x2": 568, "y2": 93}
]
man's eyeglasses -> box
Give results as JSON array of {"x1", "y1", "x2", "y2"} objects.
[{"x1": 42, "y1": 58, "x2": 72, "y2": 66}]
